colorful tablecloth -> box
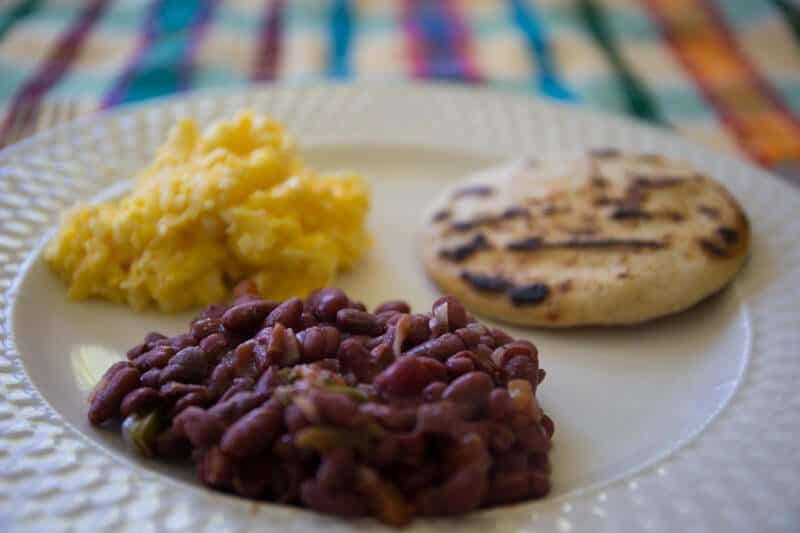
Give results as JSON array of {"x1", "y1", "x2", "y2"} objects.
[{"x1": 1, "y1": 0, "x2": 800, "y2": 181}]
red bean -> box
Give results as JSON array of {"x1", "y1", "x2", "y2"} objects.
[
  {"x1": 209, "y1": 391, "x2": 265, "y2": 426},
  {"x1": 284, "y1": 404, "x2": 310, "y2": 433},
  {"x1": 374, "y1": 300, "x2": 411, "y2": 314},
  {"x1": 314, "y1": 358, "x2": 340, "y2": 373},
  {"x1": 219, "y1": 377, "x2": 256, "y2": 402},
  {"x1": 264, "y1": 297, "x2": 303, "y2": 329},
  {"x1": 337, "y1": 339, "x2": 378, "y2": 382},
  {"x1": 120, "y1": 387, "x2": 161, "y2": 417},
  {"x1": 488, "y1": 388, "x2": 513, "y2": 420},
  {"x1": 336, "y1": 309, "x2": 383, "y2": 336},
  {"x1": 317, "y1": 449, "x2": 355, "y2": 490},
  {"x1": 207, "y1": 362, "x2": 235, "y2": 400},
  {"x1": 443, "y1": 371, "x2": 494, "y2": 406},
  {"x1": 199, "y1": 333, "x2": 228, "y2": 361},
  {"x1": 200, "y1": 446, "x2": 234, "y2": 488},
  {"x1": 300, "y1": 312, "x2": 319, "y2": 329},
  {"x1": 492, "y1": 340, "x2": 539, "y2": 368},
  {"x1": 404, "y1": 333, "x2": 465, "y2": 360},
  {"x1": 415, "y1": 466, "x2": 487, "y2": 516},
  {"x1": 527, "y1": 470, "x2": 551, "y2": 498},
  {"x1": 376, "y1": 310, "x2": 400, "y2": 330},
  {"x1": 416, "y1": 401, "x2": 461, "y2": 435},
  {"x1": 170, "y1": 390, "x2": 210, "y2": 417},
  {"x1": 454, "y1": 327, "x2": 480, "y2": 348},
  {"x1": 541, "y1": 414, "x2": 555, "y2": 438},
  {"x1": 516, "y1": 423, "x2": 550, "y2": 453},
  {"x1": 144, "y1": 332, "x2": 167, "y2": 347},
  {"x1": 370, "y1": 343, "x2": 394, "y2": 370},
  {"x1": 373, "y1": 356, "x2": 447, "y2": 397},
  {"x1": 126, "y1": 343, "x2": 147, "y2": 360},
  {"x1": 88, "y1": 362, "x2": 132, "y2": 404},
  {"x1": 88, "y1": 366, "x2": 140, "y2": 425},
  {"x1": 491, "y1": 328, "x2": 514, "y2": 347},
  {"x1": 311, "y1": 390, "x2": 362, "y2": 427},
  {"x1": 191, "y1": 318, "x2": 221, "y2": 340},
  {"x1": 173, "y1": 407, "x2": 225, "y2": 448},
  {"x1": 169, "y1": 333, "x2": 197, "y2": 350},
  {"x1": 504, "y1": 355, "x2": 539, "y2": 384},
  {"x1": 133, "y1": 345, "x2": 174, "y2": 372},
  {"x1": 360, "y1": 403, "x2": 416, "y2": 430},
  {"x1": 297, "y1": 326, "x2": 339, "y2": 362},
  {"x1": 432, "y1": 295, "x2": 468, "y2": 331},
  {"x1": 309, "y1": 288, "x2": 349, "y2": 322},
  {"x1": 405, "y1": 314, "x2": 430, "y2": 347},
  {"x1": 485, "y1": 471, "x2": 529, "y2": 504},
  {"x1": 154, "y1": 427, "x2": 191, "y2": 459},
  {"x1": 254, "y1": 366, "x2": 281, "y2": 395},
  {"x1": 159, "y1": 346, "x2": 208, "y2": 384},
  {"x1": 140, "y1": 368, "x2": 161, "y2": 388},
  {"x1": 493, "y1": 452, "x2": 528, "y2": 473},
  {"x1": 220, "y1": 401, "x2": 284, "y2": 459},
  {"x1": 272, "y1": 434, "x2": 299, "y2": 461},
  {"x1": 300, "y1": 480, "x2": 367, "y2": 517},
  {"x1": 428, "y1": 317, "x2": 448, "y2": 338},
  {"x1": 488, "y1": 423, "x2": 515, "y2": 453},
  {"x1": 393, "y1": 431, "x2": 426, "y2": 464},
  {"x1": 395, "y1": 464, "x2": 437, "y2": 494},
  {"x1": 422, "y1": 381, "x2": 447, "y2": 402},
  {"x1": 222, "y1": 300, "x2": 278, "y2": 332},
  {"x1": 160, "y1": 382, "x2": 207, "y2": 399},
  {"x1": 446, "y1": 353, "x2": 475, "y2": 377},
  {"x1": 200, "y1": 303, "x2": 228, "y2": 320},
  {"x1": 232, "y1": 456, "x2": 273, "y2": 498}
]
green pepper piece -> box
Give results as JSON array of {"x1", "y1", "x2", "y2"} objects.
[
  {"x1": 122, "y1": 410, "x2": 163, "y2": 457},
  {"x1": 294, "y1": 426, "x2": 373, "y2": 455},
  {"x1": 364, "y1": 420, "x2": 385, "y2": 440},
  {"x1": 278, "y1": 367, "x2": 294, "y2": 384}
]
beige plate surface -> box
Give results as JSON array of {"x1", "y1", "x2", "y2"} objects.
[{"x1": 0, "y1": 84, "x2": 798, "y2": 532}]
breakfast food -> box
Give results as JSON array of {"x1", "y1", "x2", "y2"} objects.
[
  {"x1": 88, "y1": 288, "x2": 553, "y2": 525},
  {"x1": 420, "y1": 150, "x2": 750, "y2": 327},
  {"x1": 45, "y1": 112, "x2": 370, "y2": 311}
]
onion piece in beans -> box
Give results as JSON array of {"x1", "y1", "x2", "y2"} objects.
[{"x1": 122, "y1": 410, "x2": 164, "y2": 457}]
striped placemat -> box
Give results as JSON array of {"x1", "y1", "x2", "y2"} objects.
[{"x1": 1, "y1": 0, "x2": 799, "y2": 182}]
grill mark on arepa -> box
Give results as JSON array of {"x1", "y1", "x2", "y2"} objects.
[
  {"x1": 451, "y1": 185, "x2": 494, "y2": 199},
  {"x1": 449, "y1": 206, "x2": 530, "y2": 232},
  {"x1": 697, "y1": 205, "x2": 720, "y2": 219},
  {"x1": 610, "y1": 206, "x2": 652, "y2": 220},
  {"x1": 432, "y1": 209, "x2": 451, "y2": 222},
  {"x1": 460, "y1": 271, "x2": 550, "y2": 307},
  {"x1": 718, "y1": 227, "x2": 738, "y2": 244},
  {"x1": 509, "y1": 284, "x2": 550, "y2": 306},
  {"x1": 460, "y1": 271, "x2": 513, "y2": 292},
  {"x1": 632, "y1": 176, "x2": 685, "y2": 188},
  {"x1": 590, "y1": 148, "x2": 620, "y2": 158},
  {"x1": 699, "y1": 239, "x2": 728, "y2": 257},
  {"x1": 438, "y1": 234, "x2": 491, "y2": 262},
  {"x1": 507, "y1": 237, "x2": 665, "y2": 251}
]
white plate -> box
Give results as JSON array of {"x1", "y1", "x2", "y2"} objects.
[{"x1": 0, "y1": 84, "x2": 798, "y2": 532}]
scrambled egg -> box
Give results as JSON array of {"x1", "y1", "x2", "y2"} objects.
[{"x1": 45, "y1": 112, "x2": 370, "y2": 311}]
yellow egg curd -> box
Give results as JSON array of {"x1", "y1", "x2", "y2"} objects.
[{"x1": 44, "y1": 112, "x2": 370, "y2": 312}]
